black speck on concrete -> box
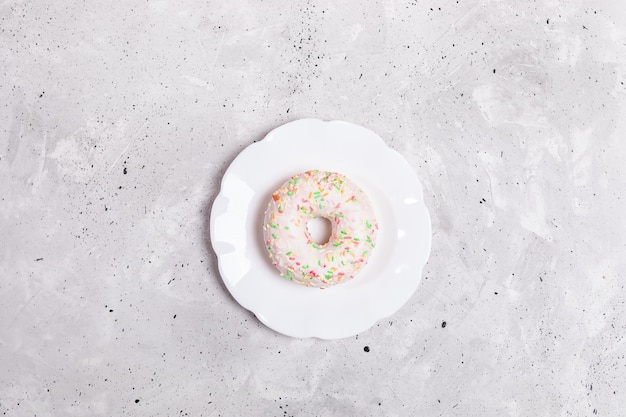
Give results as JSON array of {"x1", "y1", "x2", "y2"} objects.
[
  {"x1": 363, "y1": 346, "x2": 370, "y2": 352},
  {"x1": 442, "y1": 321, "x2": 447, "y2": 328},
  {"x1": 134, "y1": 399, "x2": 140, "y2": 404}
]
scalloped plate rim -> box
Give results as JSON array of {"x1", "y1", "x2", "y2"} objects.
[{"x1": 210, "y1": 118, "x2": 431, "y2": 339}]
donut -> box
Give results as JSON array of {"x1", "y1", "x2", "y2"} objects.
[{"x1": 263, "y1": 170, "x2": 378, "y2": 288}]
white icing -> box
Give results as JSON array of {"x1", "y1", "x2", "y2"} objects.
[{"x1": 263, "y1": 170, "x2": 378, "y2": 288}]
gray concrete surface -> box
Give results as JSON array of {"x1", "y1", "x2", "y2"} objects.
[{"x1": 2, "y1": 0, "x2": 625, "y2": 415}]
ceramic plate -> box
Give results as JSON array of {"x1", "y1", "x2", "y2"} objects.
[{"x1": 210, "y1": 119, "x2": 431, "y2": 339}]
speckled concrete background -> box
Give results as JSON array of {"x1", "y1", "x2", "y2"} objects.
[{"x1": 2, "y1": 0, "x2": 626, "y2": 415}]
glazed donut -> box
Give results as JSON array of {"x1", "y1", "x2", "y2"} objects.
[{"x1": 263, "y1": 170, "x2": 378, "y2": 288}]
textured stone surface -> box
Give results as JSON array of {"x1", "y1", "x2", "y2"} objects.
[{"x1": 2, "y1": 0, "x2": 626, "y2": 415}]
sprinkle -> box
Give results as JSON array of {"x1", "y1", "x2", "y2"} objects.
[
  {"x1": 286, "y1": 251, "x2": 293, "y2": 256},
  {"x1": 272, "y1": 194, "x2": 280, "y2": 202}
]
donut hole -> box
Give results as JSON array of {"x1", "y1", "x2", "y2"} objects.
[{"x1": 307, "y1": 217, "x2": 332, "y2": 245}]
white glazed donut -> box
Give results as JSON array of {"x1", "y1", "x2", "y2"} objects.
[{"x1": 263, "y1": 170, "x2": 378, "y2": 288}]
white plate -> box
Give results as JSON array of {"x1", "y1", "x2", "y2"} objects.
[{"x1": 210, "y1": 119, "x2": 431, "y2": 339}]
